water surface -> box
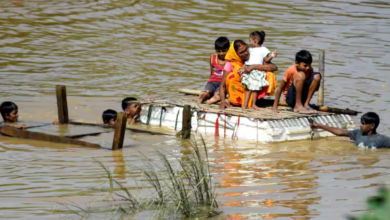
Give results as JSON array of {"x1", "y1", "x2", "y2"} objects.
[{"x1": 1, "y1": 0, "x2": 390, "y2": 219}]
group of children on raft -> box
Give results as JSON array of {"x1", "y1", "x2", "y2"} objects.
[
  {"x1": 1, "y1": 30, "x2": 390, "y2": 148},
  {"x1": 198, "y1": 31, "x2": 321, "y2": 114}
]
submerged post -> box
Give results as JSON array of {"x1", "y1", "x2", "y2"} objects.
[
  {"x1": 182, "y1": 105, "x2": 192, "y2": 139},
  {"x1": 56, "y1": 85, "x2": 69, "y2": 124},
  {"x1": 112, "y1": 112, "x2": 127, "y2": 150},
  {"x1": 318, "y1": 50, "x2": 325, "y2": 106}
]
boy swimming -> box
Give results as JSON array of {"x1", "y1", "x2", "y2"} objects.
[
  {"x1": 272, "y1": 50, "x2": 321, "y2": 114},
  {"x1": 121, "y1": 97, "x2": 142, "y2": 125},
  {"x1": 0, "y1": 101, "x2": 59, "y2": 127},
  {"x1": 198, "y1": 36, "x2": 230, "y2": 104},
  {"x1": 311, "y1": 112, "x2": 390, "y2": 148},
  {"x1": 102, "y1": 109, "x2": 117, "y2": 127},
  {"x1": 0, "y1": 101, "x2": 19, "y2": 123}
]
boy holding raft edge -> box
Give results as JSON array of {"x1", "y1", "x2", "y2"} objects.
[
  {"x1": 121, "y1": 97, "x2": 142, "y2": 125},
  {"x1": 273, "y1": 50, "x2": 321, "y2": 114},
  {"x1": 311, "y1": 112, "x2": 390, "y2": 148}
]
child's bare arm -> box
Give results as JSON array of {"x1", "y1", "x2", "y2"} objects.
[
  {"x1": 209, "y1": 57, "x2": 213, "y2": 76},
  {"x1": 264, "y1": 50, "x2": 278, "y2": 63},
  {"x1": 311, "y1": 121, "x2": 349, "y2": 136},
  {"x1": 272, "y1": 81, "x2": 286, "y2": 113},
  {"x1": 129, "y1": 104, "x2": 142, "y2": 125}
]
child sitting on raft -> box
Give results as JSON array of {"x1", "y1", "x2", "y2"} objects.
[
  {"x1": 102, "y1": 109, "x2": 117, "y2": 127},
  {"x1": 198, "y1": 37, "x2": 230, "y2": 104},
  {"x1": 241, "y1": 31, "x2": 277, "y2": 109},
  {"x1": 122, "y1": 97, "x2": 142, "y2": 125},
  {"x1": 311, "y1": 112, "x2": 390, "y2": 148},
  {"x1": 272, "y1": 50, "x2": 321, "y2": 114}
]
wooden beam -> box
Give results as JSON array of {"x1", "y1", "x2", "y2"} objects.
[
  {"x1": 182, "y1": 105, "x2": 192, "y2": 139},
  {"x1": 56, "y1": 85, "x2": 69, "y2": 124},
  {"x1": 178, "y1": 89, "x2": 201, "y2": 96},
  {"x1": 0, "y1": 126, "x2": 101, "y2": 148},
  {"x1": 317, "y1": 50, "x2": 325, "y2": 106},
  {"x1": 112, "y1": 112, "x2": 127, "y2": 150},
  {"x1": 68, "y1": 121, "x2": 173, "y2": 136}
]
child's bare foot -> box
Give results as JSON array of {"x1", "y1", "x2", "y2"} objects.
[
  {"x1": 251, "y1": 105, "x2": 262, "y2": 110},
  {"x1": 206, "y1": 93, "x2": 220, "y2": 104},
  {"x1": 303, "y1": 104, "x2": 317, "y2": 112},
  {"x1": 294, "y1": 106, "x2": 316, "y2": 114},
  {"x1": 198, "y1": 91, "x2": 209, "y2": 104}
]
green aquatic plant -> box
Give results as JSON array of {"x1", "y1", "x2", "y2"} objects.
[
  {"x1": 56, "y1": 135, "x2": 220, "y2": 219},
  {"x1": 347, "y1": 187, "x2": 390, "y2": 220}
]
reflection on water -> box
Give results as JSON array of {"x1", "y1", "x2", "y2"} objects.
[{"x1": 1, "y1": 0, "x2": 390, "y2": 219}]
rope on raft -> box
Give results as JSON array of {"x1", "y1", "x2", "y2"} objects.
[
  {"x1": 146, "y1": 104, "x2": 153, "y2": 125},
  {"x1": 215, "y1": 113, "x2": 220, "y2": 137},
  {"x1": 159, "y1": 107, "x2": 166, "y2": 127},
  {"x1": 174, "y1": 108, "x2": 180, "y2": 131},
  {"x1": 232, "y1": 114, "x2": 241, "y2": 139},
  {"x1": 224, "y1": 113, "x2": 226, "y2": 138}
]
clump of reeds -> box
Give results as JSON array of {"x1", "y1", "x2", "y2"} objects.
[{"x1": 56, "y1": 135, "x2": 220, "y2": 219}]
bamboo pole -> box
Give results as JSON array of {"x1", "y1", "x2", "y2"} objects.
[
  {"x1": 182, "y1": 105, "x2": 192, "y2": 139},
  {"x1": 112, "y1": 112, "x2": 127, "y2": 150},
  {"x1": 56, "y1": 85, "x2": 69, "y2": 124},
  {"x1": 317, "y1": 50, "x2": 325, "y2": 106}
]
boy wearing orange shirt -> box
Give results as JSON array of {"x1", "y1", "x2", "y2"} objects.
[{"x1": 272, "y1": 50, "x2": 321, "y2": 114}]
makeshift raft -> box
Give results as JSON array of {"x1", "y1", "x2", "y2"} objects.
[
  {"x1": 137, "y1": 94, "x2": 357, "y2": 142},
  {"x1": 136, "y1": 50, "x2": 357, "y2": 142}
]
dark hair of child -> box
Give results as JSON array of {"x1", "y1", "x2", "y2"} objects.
[
  {"x1": 121, "y1": 97, "x2": 138, "y2": 111},
  {"x1": 296, "y1": 50, "x2": 313, "y2": 64},
  {"x1": 361, "y1": 112, "x2": 380, "y2": 131},
  {"x1": 233, "y1": 40, "x2": 247, "y2": 52},
  {"x1": 214, "y1": 37, "x2": 230, "y2": 50},
  {"x1": 0, "y1": 101, "x2": 18, "y2": 121},
  {"x1": 102, "y1": 109, "x2": 117, "y2": 124},
  {"x1": 249, "y1": 31, "x2": 266, "y2": 45}
]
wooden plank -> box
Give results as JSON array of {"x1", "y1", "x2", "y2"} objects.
[
  {"x1": 178, "y1": 89, "x2": 201, "y2": 96},
  {"x1": 317, "y1": 50, "x2": 325, "y2": 106},
  {"x1": 0, "y1": 126, "x2": 101, "y2": 148},
  {"x1": 56, "y1": 85, "x2": 69, "y2": 124},
  {"x1": 68, "y1": 121, "x2": 174, "y2": 136},
  {"x1": 182, "y1": 105, "x2": 192, "y2": 139},
  {"x1": 112, "y1": 112, "x2": 127, "y2": 150}
]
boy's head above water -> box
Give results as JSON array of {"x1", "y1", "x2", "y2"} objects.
[
  {"x1": 249, "y1": 31, "x2": 265, "y2": 47},
  {"x1": 361, "y1": 112, "x2": 380, "y2": 134},
  {"x1": 214, "y1": 37, "x2": 230, "y2": 61},
  {"x1": 0, "y1": 101, "x2": 18, "y2": 123},
  {"x1": 102, "y1": 109, "x2": 117, "y2": 127},
  {"x1": 121, "y1": 97, "x2": 139, "y2": 116},
  {"x1": 295, "y1": 50, "x2": 313, "y2": 72}
]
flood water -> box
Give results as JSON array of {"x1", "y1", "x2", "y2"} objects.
[{"x1": 1, "y1": 0, "x2": 390, "y2": 219}]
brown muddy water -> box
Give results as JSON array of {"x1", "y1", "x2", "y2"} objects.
[{"x1": 1, "y1": 0, "x2": 390, "y2": 219}]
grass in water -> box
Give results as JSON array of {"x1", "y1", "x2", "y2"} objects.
[{"x1": 57, "y1": 135, "x2": 220, "y2": 219}]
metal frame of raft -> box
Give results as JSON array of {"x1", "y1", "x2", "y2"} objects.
[{"x1": 137, "y1": 100, "x2": 356, "y2": 142}]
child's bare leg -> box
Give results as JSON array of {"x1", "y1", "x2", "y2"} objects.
[
  {"x1": 251, "y1": 91, "x2": 261, "y2": 110},
  {"x1": 198, "y1": 91, "x2": 211, "y2": 104},
  {"x1": 243, "y1": 91, "x2": 251, "y2": 109},
  {"x1": 303, "y1": 74, "x2": 321, "y2": 109},
  {"x1": 206, "y1": 90, "x2": 220, "y2": 104}
]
